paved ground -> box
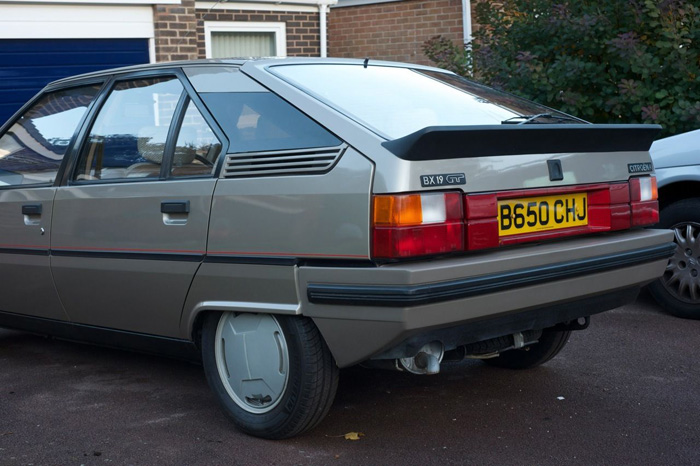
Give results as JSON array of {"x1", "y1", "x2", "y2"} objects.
[{"x1": 1, "y1": 290, "x2": 699, "y2": 465}]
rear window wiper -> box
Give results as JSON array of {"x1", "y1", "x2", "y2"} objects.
[{"x1": 501, "y1": 113, "x2": 584, "y2": 125}]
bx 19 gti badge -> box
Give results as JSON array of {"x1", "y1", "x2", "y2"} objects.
[{"x1": 420, "y1": 173, "x2": 466, "y2": 187}]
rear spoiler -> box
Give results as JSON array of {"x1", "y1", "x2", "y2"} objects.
[{"x1": 381, "y1": 124, "x2": 662, "y2": 161}]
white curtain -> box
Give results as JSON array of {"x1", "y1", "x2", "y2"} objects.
[{"x1": 211, "y1": 31, "x2": 276, "y2": 58}]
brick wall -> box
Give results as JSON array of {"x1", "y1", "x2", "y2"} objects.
[
  {"x1": 194, "y1": 10, "x2": 321, "y2": 58},
  {"x1": 153, "y1": 0, "x2": 199, "y2": 62},
  {"x1": 328, "y1": 0, "x2": 464, "y2": 66},
  {"x1": 153, "y1": 4, "x2": 321, "y2": 62}
]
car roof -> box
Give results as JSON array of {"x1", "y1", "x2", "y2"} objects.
[
  {"x1": 45, "y1": 57, "x2": 448, "y2": 88},
  {"x1": 46, "y1": 58, "x2": 249, "y2": 86}
]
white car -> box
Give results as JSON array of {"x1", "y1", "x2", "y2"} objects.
[{"x1": 649, "y1": 129, "x2": 700, "y2": 319}]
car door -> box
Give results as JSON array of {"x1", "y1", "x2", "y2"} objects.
[
  {"x1": 0, "y1": 83, "x2": 101, "y2": 321},
  {"x1": 50, "y1": 73, "x2": 225, "y2": 337}
]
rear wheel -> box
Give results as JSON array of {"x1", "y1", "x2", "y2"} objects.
[
  {"x1": 201, "y1": 312, "x2": 338, "y2": 439},
  {"x1": 648, "y1": 198, "x2": 700, "y2": 319},
  {"x1": 483, "y1": 329, "x2": 571, "y2": 369}
]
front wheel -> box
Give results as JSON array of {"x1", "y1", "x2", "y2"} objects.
[
  {"x1": 483, "y1": 329, "x2": 571, "y2": 370},
  {"x1": 201, "y1": 312, "x2": 338, "y2": 439},
  {"x1": 648, "y1": 198, "x2": 700, "y2": 320}
]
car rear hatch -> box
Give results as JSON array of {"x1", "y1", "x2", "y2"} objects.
[{"x1": 372, "y1": 123, "x2": 661, "y2": 260}]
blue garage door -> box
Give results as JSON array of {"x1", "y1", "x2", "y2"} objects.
[{"x1": 0, "y1": 38, "x2": 149, "y2": 125}]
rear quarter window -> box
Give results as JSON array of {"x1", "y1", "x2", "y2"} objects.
[{"x1": 201, "y1": 92, "x2": 340, "y2": 153}]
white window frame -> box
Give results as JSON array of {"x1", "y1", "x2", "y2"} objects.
[{"x1": 204, "y1": 21, "x2": 287, "y2": 59}]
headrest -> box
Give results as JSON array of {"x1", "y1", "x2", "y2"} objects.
[
  {"x1": 137, "y1": 126, "x2": 167, "y2": 164},
  {"x1": 137, "y1": 126, "x2": 196, "y2": 166}
]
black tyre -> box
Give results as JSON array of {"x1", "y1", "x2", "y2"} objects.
[
  {"x1": 648, "y1": 198, "x2": 700, "y2": 320},
  {"x1": 201, "y1": 312, "x2": 339, "y2": 439},
  {"x1": 483, "y1": 329, "x2": 571, "y2": 370}
]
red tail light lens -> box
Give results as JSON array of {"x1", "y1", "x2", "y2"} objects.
[
  {"x1": 588, "y1": 182, "x2": 631, "y2": 231},
  {"x1": 372, "y1": 177, "x2": 658, "y2": 260},
  {"x1": 630, "y1": 176, "x2": 658, "y2": 202},
  {"x1": 372, "y1": 193, "x2": 463, "y2": 259},
  {"x1": 629, "y1": 176, "x2": 659, "y2": 226},
  {"x1": 463, "y1": 194, "x2": 499, "y2": 250}
]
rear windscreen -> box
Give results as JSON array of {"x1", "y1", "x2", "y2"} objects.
[{"x1": 270, "y1": 64, "x2": 582, "y2": 140}]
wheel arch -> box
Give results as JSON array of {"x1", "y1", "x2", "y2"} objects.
[
  {"x1": 185, "y1": 301, "x2": 302, "y2": 348},
  {"x1": 658, "y1": 180, "x2": 700, "y2": 209}
]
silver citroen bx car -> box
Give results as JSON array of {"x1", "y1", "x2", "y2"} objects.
[{"x1": 0, "y1": 58, "x2": 674, "y2": 439}]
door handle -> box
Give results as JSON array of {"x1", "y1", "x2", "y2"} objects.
[
  {"x1": 161, "y1": 200, "x2": 190, "y2": 214},
  {"x1": 22, "y1": 204, "x2": 42, "y2": 215}
]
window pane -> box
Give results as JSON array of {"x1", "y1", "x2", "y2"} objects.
[
  {"x1": 270, "y1": 64, "x2": 577, "y2": 139},
  {"x1": 74, "y1": 77, "x2": 183, "y2": 181},
  {"x1": 201, "y1": 92, "x2": 340, "y2": 153},
  {"x1": 0, "y1": 85, "x2": 100, "y2": 186},
  {"x1": 171, "y1": 100, "x2": 221, "y2": 177},
  {"x1": 211, "y1": 31, "x2": 275, "y2": 58}
]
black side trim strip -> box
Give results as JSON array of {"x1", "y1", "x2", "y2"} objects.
[
  {"x1": 204, "y1": 255, "x2": 376, "y2": 268},
  {"x1": 381, "y1": 124, "x2": 662, "y2": 161},
  {"x1": 307, "y1": 242, "x2": 676, "y2": 307},
  {"x1": 0, "y1": 311, "x2": 200, "y2": 361},
  {"x1": 51, "y1": 249, "x2": 204, "y2": 262},
  {"x1": 204, "y1": 255, "x2": 298, "y2": 266},
  {"x1": 0, "y1": 247, "x2": 50, "y2": 256},
  {"x1": 0, "y1": 247, "x2": 374, "y2": 266}
]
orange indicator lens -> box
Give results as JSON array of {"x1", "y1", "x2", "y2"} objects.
[{"x1": 373, "y1": 194, "x2": 423, "y2": 226}]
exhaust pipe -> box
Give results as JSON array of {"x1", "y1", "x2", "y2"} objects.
[
  {"x1": 361, "y1": 341, "x2": 445, "y2": 374},
  {"x1": 399, "y1": 341, "x2": 444, "y2": 375}
]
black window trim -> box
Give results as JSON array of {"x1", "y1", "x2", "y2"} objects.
[
  {"x1": 63, "y1": 67, "x2": 230, "y2": 187},
  {"x1": 59, "y1": 74, "x2": 116, "y2": 187},
  {"x1": 0, "y1": 78, "x2": 107, "y2": 191},
  {"x1": 160, "y1": 92, "x2": 189, "y2": 179},
  {"x1": 67, "y1": 71, "x2": 184, "y2": 186},
  {"x1": 160, "y1": 94, "x2": 223, "y2": 181},
  {"x1": 178, "y1": 67, "x2": 230, "y2": 179}
]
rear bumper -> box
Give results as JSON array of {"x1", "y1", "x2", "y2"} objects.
[
  {"x1": 298, "y1": 229, "x2": 674, "y2": 367},
  {"x1": 308, "y1": 243, "x2": 673, "y2": 307}
]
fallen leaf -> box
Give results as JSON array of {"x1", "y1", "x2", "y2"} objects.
[{"x1": 344, "y1": 432, "x2": 364, "y2": 441}]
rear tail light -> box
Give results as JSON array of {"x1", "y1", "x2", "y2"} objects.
[
  {"x1": 463, "y1": 194, "x2": 499, "y2": 250},
  {"x1": 371, "y1": 176, "x2": 659, "y2": 260},
  {"x1": 372, "y1": 193, "x2": 463, "y2": 259},
  {"x1": 588, "y1": 182, "x2": 631, "y2": 231},
  {"x1": 629, "y1": 176, "x2": 659, "y2": 226},
  {"x1": 630, "y1": 176, "x2": 658, "y2": 202}
]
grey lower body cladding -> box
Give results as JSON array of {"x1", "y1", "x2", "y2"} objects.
[
  {"x1": 300, "y1": 229, "x2": 674, "y2": 367},
  {"x1": 307, "y1": 243, "x2": 675, "y2": 306}
]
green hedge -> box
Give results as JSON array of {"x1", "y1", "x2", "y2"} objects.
[{"x1": 424, "y1": 0, "x2": 700, "y2": 136}]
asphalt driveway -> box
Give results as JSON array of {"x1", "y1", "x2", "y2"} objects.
[{"x1": 1, "y1": 290, "x2": 698, "y2": 465}]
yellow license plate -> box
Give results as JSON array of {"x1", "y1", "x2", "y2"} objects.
[{"x1": 498, "y1": 193, "x2": 588, "y2": 236}]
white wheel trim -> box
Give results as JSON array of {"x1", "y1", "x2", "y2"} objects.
[{"x1": 214, "y1": 313, "x2": 289, "y2": 414}]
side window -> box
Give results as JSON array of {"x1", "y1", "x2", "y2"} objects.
[
  {"x1": 73, "y1": 77, "x2": 183, "y2": 182},
  {"x1": 170, "y1": 100, "x2": 222, "y2": 177},
  {"x1": 200, "y1": 92, "x2": 340, "y2": 154},
  {"x1": 0, "y1": 85, "x2": 100, "y2": 187}
]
